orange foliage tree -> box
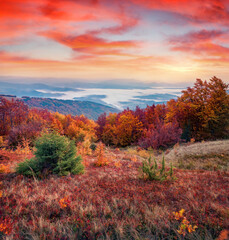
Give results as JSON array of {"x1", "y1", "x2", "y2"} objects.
[
  {"x1": 100, "y1": 113, "x2": 117, "y2": 145},
  {"x1": 167, "y1": 77, "x2": 229, "y2": 141},
  {"x1": 115, "y1": 110, "x2": 144, "y2": 147},
  {"x1": 98, "y1": 111, "x2": 144, "y2": 147}
]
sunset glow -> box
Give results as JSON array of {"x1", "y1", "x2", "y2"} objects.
[{"x1": 1, "y1": 0, "x2": 229, "y2": 83}]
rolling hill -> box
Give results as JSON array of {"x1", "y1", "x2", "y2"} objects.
[
  {"x1": 21, "y1": 96, "x2": 118, "y2": 120},
  {"x1": 0, "y1": 95, "x2": 118, "y2": 120}
]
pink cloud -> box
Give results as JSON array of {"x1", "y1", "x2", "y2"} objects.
[
  {"x1": 130, "y1": 0, "x2": 229, "y2": 24},
  {"x1": 169, "y1": 29, "x2": 229, "y2": 62}
]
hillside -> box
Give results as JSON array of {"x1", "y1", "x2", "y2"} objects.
[
  {"x1": 20, "y1": 96, "x2": 118, "y2": 120},
  {"x1": 0, "y1": 140, "x2": 228, "y2": 239}
]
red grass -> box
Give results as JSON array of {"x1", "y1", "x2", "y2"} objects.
[{"x1": 0, "y1": 149, "x2": 228, "y2": 239}]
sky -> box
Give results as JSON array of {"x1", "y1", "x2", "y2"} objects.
[{"x1": 1, "y1": 0, "x2": 229, "y2": 85}]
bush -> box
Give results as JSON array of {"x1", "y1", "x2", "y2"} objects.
[
  {"x1": 16, "y1": 158, "x2": 39, "y2": 177},
  {"x1": 8, "y1": 122, "x2": 42, "y2": 149},
  {"x1": 138, "y1": 121, "x2": 182, "y2": 149},
  {"x1": 140, "y1": 156, "x2": 174, "y2": 181},
  {"x1": 95, "y1": 142, "x2": 109, "y2": 166},
  {"x1": 16, "y1": 132, "x2": 84, "y2": 177}
]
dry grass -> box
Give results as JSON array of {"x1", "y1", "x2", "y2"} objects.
[
  {"x1": 165, "y1": 140, "x2": 229, "y2": 171},
  {"x1": 125, "y1": 147, "x2": 151, "y2": 159}
]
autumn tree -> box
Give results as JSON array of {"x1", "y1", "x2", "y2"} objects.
[
  {"x1": 96, "y1": 113, "x2": 107, "y2": 140},
  {"x1": 0, "y1": 98, "x2": 29, "y2": 136},
  {"x1": 145, "y1": 105, "x2": 157, "y2": 127},
  {"x1": 8, "y1": 108, "x2": 65, "y2": 148},
  {"x1": 115, "y1": 111, "x2": 144, "y2": 147},
  {"x1": 101, "y1": 113, "x2": 117, "y2": 145},
  {"x1": 166, "y1": 77, "x2": 229, "y2": 140},
  {"x1": 138, "y1": 120, "x2": 182, "y2": 149},
  {"x1": 205, "y1": 77, "x2": 229, "y2": 139},
  {"x1": 57, "y1": 114, "x2": 97, "y2": 144},
  {"x1": 133, "y1": 106, "x2": 147, "y2": 127}
]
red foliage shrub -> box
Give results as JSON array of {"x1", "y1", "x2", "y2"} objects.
[
  {"x1": 8, "y1": 122, "x2": 42, "y2": 148},
  {"x1": 138, "y1": 120, "x2": 182, "y2": 149},
  {"x1": 0, "y1": 98, "x2": 29, "y2": 136},
  {"x1": 96, "y1": 113, "x2": 107, "y2": 140}
]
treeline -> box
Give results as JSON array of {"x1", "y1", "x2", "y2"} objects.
[
  {"x1": 0, "y1": 76, "x2": 228, "y2": 150},
  {"x1": 96, "y1": 77, "x2": 229, "y2": 148},
  {"x1": 0, "y1": 99, "x2": 96, "y2": 148}
]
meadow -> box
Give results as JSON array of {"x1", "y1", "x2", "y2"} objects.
[{"x1": 0, "y1": 141, "x2": 228, "y2": 240}]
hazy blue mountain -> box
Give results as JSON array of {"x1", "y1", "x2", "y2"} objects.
[
  {"x1": 0, "y1": 79, "x2": 184, "y2": 110},
  {"x1": 21, "y1": 96, "x2": 118, "y2": 120},
  {"x1": 0, "y1": 81, "x2": 80, "y2": 98},
  {"x1": 134, "y1": 93, "x2": 178, "y2": 100}
]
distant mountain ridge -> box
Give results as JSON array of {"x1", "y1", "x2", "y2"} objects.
[
  {"x1": 0, "y1": 95, "x2": 118, "y2": 120},
  {"x1": 0, "y1": 81, "x2": 81, "y2": 98},
  {"x1": 0, "y1": 80, "x2": 186, "y2": 110}
]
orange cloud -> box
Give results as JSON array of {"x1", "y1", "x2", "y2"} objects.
[
  {"x1": 0, "y1": 50, "x2": 175, "y2": 81},
  {"x1": 41, "y1": 31, "x2": 140, "y2": 57},
  {"x1": 0, "y1": 51, "x2": 29, "y2": 62}
]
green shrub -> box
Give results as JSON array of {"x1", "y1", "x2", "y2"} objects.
[
  {"x1": 140, "y1": 156, "x2": 174, "y2": 181},
  {"x1": 16, "y1": 158, "x2": 40, "y2": 177},
  {"x1": 16, "y1": 132, "x2": 84, "y2": 177}
]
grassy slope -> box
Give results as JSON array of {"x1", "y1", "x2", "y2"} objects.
[
  {"x1": 0, "y1": 141, "x2": 228, "y2": 239},
  {"x1": 166, "y1": 140, "x2": 229, "y2": 171}
]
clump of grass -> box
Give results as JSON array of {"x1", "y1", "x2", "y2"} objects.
[
  {"x1": 140, "y1": 156, "x2": 175, "y2": 181},
  {"x1": 126, "y1": 147, "x2": 150, "y2": 159}
]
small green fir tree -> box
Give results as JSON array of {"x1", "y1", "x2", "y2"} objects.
[{"x1": 17, "y1": 132, "x2": 84, "y2": 177}]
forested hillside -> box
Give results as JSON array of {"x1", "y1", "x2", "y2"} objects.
[
  {"x1": 0, "y1": 77, "x2": 228, "y2": 150},
  {"x1": 0, "y1": 96, "x2": 118, "y2": 120}
]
